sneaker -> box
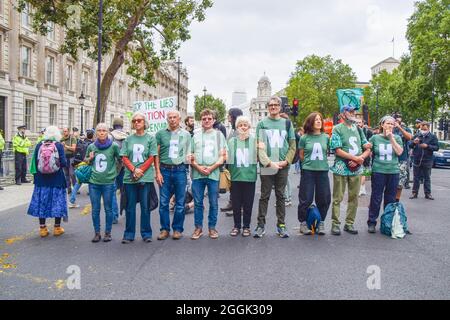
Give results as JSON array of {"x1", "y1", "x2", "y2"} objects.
[
  {"x1": 209, "y1": 229, "x2": 219, "y2": 239},
  {"x1": 331, "y1": 224, "x2": 341, "y2": 236},
  {"x1": 53, "y1": 226, "x2": 65, "y2": 237},
  {"x1": 344, "y1": 224, "x2": 358, "y2": 235},
  {"x1": 277, "y1": 224, "x2": 289, "y2": 238},
  {"x1": 172, "y1": 231, "x2": 183, "y2": 240},
  {"x1": 425, "y1": 194, "x2": 435, "y2": 200},
  {"x1": 285, "y1": 200, "x2": 292, "y2": 207},
  {"x1": 317, "y1": 222, "x2": 325, "y2": 235},
  {"x1": 191, "y1": 228, "x2": 203, "y2": 240},
  {"x1": 299, "y1": 222, "x2": 312, "y2": 235},
  {"x1": 368, "y1": 225, "x2": 376, "y2": 234},
  {"x1": 103, "y1": 233, "x2": 112, "y2": 242},
  {"x1": 143, "y1": 237, "x2": 152, "y2": 243},
  {"x1": 254, "y1": 225, "x2": 265, "y2": 238},
  {"x1": 68, "y1": 203, "x2": 79, "y2": 209},
  {"x1": 92, "y1": 233, "x2": 102, "y2": 243},
  {"x1": 157, "y1": 230, "x2": 170, "y2": 240},
  {"x1": 39, "y1": 226, "x2": 49, "y2": 238}
]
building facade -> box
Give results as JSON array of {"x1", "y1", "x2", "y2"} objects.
[
  {"x1": 249, "y1": 73, "x2": 272, "y2": 129},
  {"x1": 0, "y1": 1, "x2": 189, "y2": 141},
  {"x1": 371, "y1": 57, "x2": 400, "y2": 76}
]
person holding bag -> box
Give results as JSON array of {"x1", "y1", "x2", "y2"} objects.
[
  {"x1": 329, "y1": 105, "x2": 372, "y2": 236},
  {"x1": 120, "y1": 112, "x2": 158, "y2": 244},
  {"x1": 367, "y1": 116, "x2": 404, "y2": 233},
  {"x1": 85, "y1": 123, "x2": 121, "y2": 243}
]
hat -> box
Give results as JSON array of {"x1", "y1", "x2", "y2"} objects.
[
  {"x1": 415, "y1": 119, "x2": 423, "y2": 124},
  {"x1": 112, "y1": 117, "x2": 124, "y2": 128},
  {"x1": 420, "y1": 121, "x2": 431, "y2": 126},
  {"x1": 340, "y1": 105, "x2": 357, "y2": 113},
  {"x1": 72, "y1": 127, "x2": 79, "y2": 132},
  {"x1": 392, "y1": 112, "x2": 402, "y2": 119},
  {"x1": 17, "y1": 125, "x2": 26, "y2": 130}
]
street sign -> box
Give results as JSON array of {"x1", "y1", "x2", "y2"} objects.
[{"x1": 133, "y1": 96, "x2": 177, "y2": 134}]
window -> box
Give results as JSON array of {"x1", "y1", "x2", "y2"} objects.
[
  {"x1": 46, "y1": 56, "x2": 54, "y2": 84},
  {"x1": 21, "y1": 3, "x2": 31, "y2": 27},
  {"x1": 47, "y1": 22, "x2": 55, "y2": 41},
  {"x1": 24, "y1": 100, "x2": 34, "y2": 131},
  {"x1": 82, "y1": 70, "x2": 89, "y2": 95},
  {"x1": 110, "y1": 114, "x2": 114, "y2": 127},
  {"x1": 49, "y1": 104, "x2": 57, "y2": 126},
  {"x1": 118, "y1": 84, "x2": 123, "y2": 104},
  {"x1": 84, "y1": 110, "x2": 90, "y2": 131},
  {"x1": 68, "y1": 107, "x2": 74, "y2": 129},
  {"x1": 21, "y1": 46, "x2": 31, "y2": 77},
  {"x1": 65, "y1": 64, "x2": 73, "y2": 91}
]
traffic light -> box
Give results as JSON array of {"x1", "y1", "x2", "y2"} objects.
[
  {"x1": 292, "y1": 98, "x2": 299, "y2": 117},
  {"x1": 438, "y1": 118, "x2": 444, "y2": 131}
]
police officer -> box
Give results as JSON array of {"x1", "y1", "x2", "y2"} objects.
[{"x1": 13, "y1": 125, "x2": 32, "y2": 185}]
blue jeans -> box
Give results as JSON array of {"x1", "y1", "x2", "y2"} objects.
[
  {"x1": 124, "y1": 183, "x2": 152, "y2": 240},
  {"x1": 368, "y1": 172, "x2": 399, "y2": 226},
  {"x1": 159, "y1": 166, "x2": 187, "y2": 233},
  {"x1": 89, "y1": 183, "x2": 115, "y2": 234},
  {"x1": 69, "y1": 182, "x2": 82, "y2": 204},
  {"x1": 192, "y1": 178, "x2": 219, "y2": 229}
]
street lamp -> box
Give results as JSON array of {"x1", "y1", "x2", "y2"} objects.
[
  {"x1": 78, "y1": 92, "x2": 86, "y2": 134},
  {"x1": 431, "y1": 60, "x2": 438, "y2": 133},
  {"x1": 96, "y1": 0, "x2": 103, "y2": 125},
  {"x1": 203, "y1": 86, "x2": 207, "y2": 109},
  {"x1": 176, "y1": 57, "x2": 182, "y2": 112}
]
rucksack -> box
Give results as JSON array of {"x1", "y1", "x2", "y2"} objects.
[
  {"x1": 74, "y1": 164, "x2": 92, "y2": 184},
  {"x1": 306, "y1": 205, "x2": 322, "y2": 233},
  {"x1": 380, "y1": 202, "x2": 409, "y2": 239},
  {"x1": 37, "y1": 141, "x2": 60, "y2": 174},
  {"x1": 73, "y1": 140, "x2": 90, "y2": 166}
]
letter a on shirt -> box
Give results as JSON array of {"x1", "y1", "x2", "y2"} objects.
[
  {"x1": 132, "y1": 144, "x2": 145, "y2": 163},
  {"x1": 379, "y1": 144, "x2": 393, "y2": 161},
  {"x1": 266, "y1": 130, "x2": 287, "y2": 148},
  {"x1": 310, "y1": 143, "x2": 324, "y2": 161},
  {"x1": 95, "y1": 154, "x2": 107, "y2": 172}
]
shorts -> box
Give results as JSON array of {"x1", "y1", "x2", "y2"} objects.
[{"x1": 398, "y1": 161, "x2": 408, "y2": 188}]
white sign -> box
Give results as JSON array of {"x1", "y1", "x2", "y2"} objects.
[{"x1": 133, "y1": 96, "x2": 177, "y2": 134}]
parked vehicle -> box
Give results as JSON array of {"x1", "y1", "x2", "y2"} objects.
[{"x1": 433, "y1": 141, "x2": 450, "y2": 167}]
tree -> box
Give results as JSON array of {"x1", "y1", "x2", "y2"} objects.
[
  {"x1": 18, "y1": 0, "x2": 213, "y2": 125},
  {"x1": 194, "y1": 94, "x2": 226, "y2": 122},
  {"x1": 285, "y1": 55, "x2": 357, "y2": 127}
]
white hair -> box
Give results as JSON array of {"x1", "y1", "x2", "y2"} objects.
[
  {"x1": 131, "y1": 111, "x2": 149, "y2": 130},
  {"x1": 43, "y1": 126, "x2": 62, "y2": 141},
  {"x1": 96, "y1": 122, "x2": 109, "y2": 131},
  {"x1": 235, "y1": 116, "x2": 252, "y2": 129},
  {"x1": 167, "y1": 110, "x2": 181, "y2": 118}
]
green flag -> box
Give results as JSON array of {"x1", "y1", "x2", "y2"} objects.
[{"x1": 336, "y1": 88, "x2": 364, "y2": 111}]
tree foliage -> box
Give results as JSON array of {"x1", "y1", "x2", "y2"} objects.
[
  {"x1": 285, "y1": 55, "x2": 357, "y2": 127},
  {"x1": 18, "y1": 0, "x2": 213, "y2": 125},
  {"x1": 194, "y1": 94, "x2": 226, "y2": 122}
]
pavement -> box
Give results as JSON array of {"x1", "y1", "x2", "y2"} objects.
[{"x1": 1, "y1": 167, "x2": 450, "y2": 300}]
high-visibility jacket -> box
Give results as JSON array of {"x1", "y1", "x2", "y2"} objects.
[
  {"x1": 0, "y1": 132, "x2": 5, "y2": 151},
  {"x1": 12, "y1": 134, "x2": 32, "y2": 155}
]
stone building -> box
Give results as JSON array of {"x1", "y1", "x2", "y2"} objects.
[
  {"x1": 0, "y1": 1, "x2": 189, "y2": 141},
  {"x1": 249, "y1": 73, "x2": 272, "y2": 128}
]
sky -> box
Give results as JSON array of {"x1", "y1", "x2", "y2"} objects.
[{"x1": 178, "y1": 0, "x2": 418, "y2": 112}]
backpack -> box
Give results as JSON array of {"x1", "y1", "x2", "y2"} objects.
[
  {"x1": 73, "y1": 140, "x2": 90, "y2": 166},
  {"x1": 306, "y1": 205, "x2": 322, "y2": 234},
  {"x1": 37, "y1": 141, "x2": 60, "y2": 174},
  {"x1": 74, "y1": 164, "x2": 92, "y2": 184},
  {"x1": 380, "y1": 202, "x2": 409, "y2": 239}
]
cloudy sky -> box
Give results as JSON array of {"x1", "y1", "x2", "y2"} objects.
[{"x1": 178, "y1": 0, "x2": 417, "y2": 112}]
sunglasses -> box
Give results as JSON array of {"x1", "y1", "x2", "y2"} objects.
[{"x1": 132, "y1": 119, "x2": 144, "y2": 124}]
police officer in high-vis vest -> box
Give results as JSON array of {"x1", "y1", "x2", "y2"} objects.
[{"x1": 12, "y1": 125, "x2": 32, "y2": 185}]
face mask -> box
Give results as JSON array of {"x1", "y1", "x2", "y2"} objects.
[{"x1": 420, "y1": 130, "x2": 429, "y2": 135}]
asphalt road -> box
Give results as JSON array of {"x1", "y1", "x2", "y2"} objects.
[{"x1": 1, "y1": 167, "x2": 450, "y2": 300}]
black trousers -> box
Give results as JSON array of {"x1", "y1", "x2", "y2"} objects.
[
  {"x1": 297, "y1": 170, "x2": 331, "y2": 223},
  {"x1": 413, "y1": 163, "x2": 432, "y2": 195},
  {"x1": 0, "y1": 151, "x2": 3, "y2": 175},
  {"x1": 14, "y1": 152, "x2": 27, "y2": 182},
  {"x1": 231, "y1": 181, "x2": 256, "y2": 229}
]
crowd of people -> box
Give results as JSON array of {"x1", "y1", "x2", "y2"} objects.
[{"x1": 2, "y1": 95, "x2": 440, "y2": 242}]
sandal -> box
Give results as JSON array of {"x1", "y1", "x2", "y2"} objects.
[
  {"x1": 229, "y1": 228, "x2": 240, "y2": 237},
  {"x1": 242, "y1": 229, "x2": 251, "y2": 237}
]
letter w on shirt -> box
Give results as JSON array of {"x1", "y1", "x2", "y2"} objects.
[{"x1": 265, "y1": 130, "x2": 287, "y2": 148}]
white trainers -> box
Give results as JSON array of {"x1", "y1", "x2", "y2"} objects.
[
  {"x1": 68, "y1": 203, "x2": 80, "y2": 209},
  {"x1": 359, "y1": 186, "x2": 367, "y2": 197}
]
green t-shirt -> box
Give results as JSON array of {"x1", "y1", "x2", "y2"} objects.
[
  {"x1": 298, "y1": 133, "x2": 329, "y2": 171},
  {"x1": 85, "y1": 143, "x2": 120, "y2": 185},
  {"x1": 370, "y1": 134, "x2": 403, "y2": 174},
  {"x1": 191, "y1": 129, "x2": 227, "y2": 181},
  {"x1": 330, "y1": 123, "x2": 368, "y2": 176},
  {"x1": 227, "y1": 136, "x2": 258, "y2": 182},
  {"x1": 120, "y1": 133, "x2": 158, "y2": 184},
  {"x1": 256, "y1": 117, "x2": 296, "y2": 162},
  {"x1": 61, "y1": 135, "x2": 77, "y2": 157},
  {"x1": 156, "y1": 128, "x2": 191, "y2": 165}
]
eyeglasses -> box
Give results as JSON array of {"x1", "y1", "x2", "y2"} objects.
[
  {"x1": 132, "y1": 119, "x2": 144, "y2": 124},
  {"x1": 202, "y1": 118, "x2": 213, "y2": 122},
  {"x1": 268, "y1": 104, "x2": 280, "y2": 107}
]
